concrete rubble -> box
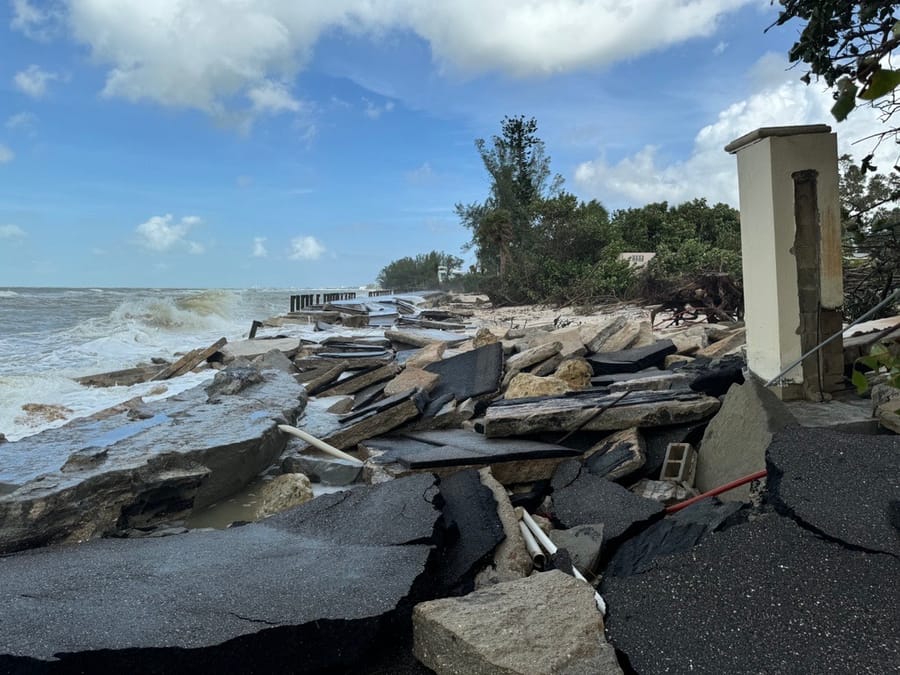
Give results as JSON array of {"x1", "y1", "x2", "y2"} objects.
[{"x1": 1, "y1": 292, "x2": 898, "y2": 674}]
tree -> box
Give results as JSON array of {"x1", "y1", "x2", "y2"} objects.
[
  {"x1": 377, "y1": 251, "x2": 463, "y2": 290},
  {"x1": 770, "y1": 2, "x2": 900, "y2": 168},
  {"x1": 839, "y1": 155, "x2": 900, "y2": 319},
  {"x1": 456, "y1": 116, "x2": 563, "y2": 280}
]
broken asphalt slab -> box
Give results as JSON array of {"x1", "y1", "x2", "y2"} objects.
[
  {"x1": 551, "y1": 467, "x2": 664, "y2": 544},
  {"x1": 0, "y1": 475, "x2": 440, "y2": 672},
  {"x1": 424, "y1": 342, "x2": 503, "y2": 403},
  {"x1": 587, "y1": 339, "x2": 676, "y2": 375},
  {"x1": 603, "y1": 513, "x2": 900, "y2": 674},
  {"x1": 767, "y1": 425, "x2": 900, "y2": 556},
  {"x1": 0, "y1": 367, "x2": 307, "y2": 553},
  {"x1": 361, "y1": 429, "x2": 580, "y2": 470}
]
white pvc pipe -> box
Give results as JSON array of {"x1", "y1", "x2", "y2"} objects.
[
  {"x1": 520, "y1": 509, "x2": 557, "y2": 554},
  {"x1": 518, "y1": 521, "x2": 545, "y2": 569},
  {"x1": 520, "y1": 509, "x2": 606, "y2": 615},
  {"x1": 277, "y1": 424, "x2": 364, "y2": 465}
]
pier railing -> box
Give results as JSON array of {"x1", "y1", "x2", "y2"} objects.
[{"x1": 289, "y1": 289, "x2": 394, "y2": 311}]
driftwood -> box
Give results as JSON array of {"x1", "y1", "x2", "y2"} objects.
[
  {"x1": 645, "y1": 273, "x2": 744, "y2": 326},
  {"x1": 152, "y1": 337, "x2": 227, "y2": 381}
]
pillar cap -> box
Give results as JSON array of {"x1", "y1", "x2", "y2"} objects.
[{"x1": 725, "y1": 124, "x2": 832, "y2": 154}]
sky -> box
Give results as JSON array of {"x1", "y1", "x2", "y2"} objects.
[{"x1": 0, "y1": 0, "x2": 892, "y2": 288}]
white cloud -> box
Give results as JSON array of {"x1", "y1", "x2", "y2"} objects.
[
  {"x1": 10, "y1": 0, "x2": 62, "y2": 40},
  {"x1": 135, "y1": 214, "x2": 204, "y2": 253},
  {"x1": 574, "y1": 53, "x2": 894, "y2": 207},
  {"x1": 713, "y1": 40, "x2": 728, "y2": 56},
  {"x1": 5, "y1": 112, "x2": 38, "y2": 133},
  {"x1": 0, "y1": 224, "x2": 26, "y2": 239},
  {"x1": 13, "y1": 65, "x2": 59, "y2": 98},
  {"x1": 252, "y1": 236, "x2": 268, "y2": 258},
  {"x1": 248, "y1": 80, "x2": 303, "y2": 114},
  {"x1": 0, "y1": 145, "x2": 14, "y2": 164},
  {"x1": 363, "y1": 98, "x2": 395, "y2": 119},
  {"x1": 17, "y1": 1, "x2": 753, "y2": 117},
  {"x1": 289, "y1": 235, "x2": 325, "y2": 260}
]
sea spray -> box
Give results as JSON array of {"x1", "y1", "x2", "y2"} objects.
[{"x1": 0, "y1": 287, "x2": 294, "y2": 440}]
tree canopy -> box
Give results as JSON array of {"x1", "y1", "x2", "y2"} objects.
[
  {"x1": 771, "y1": 1, "x2": 900, "y2": 168},
  {"x1": 377, "y1": 251, "x2": 463, "y2": 291}
]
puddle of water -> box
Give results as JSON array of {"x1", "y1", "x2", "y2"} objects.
[{"x1": 186, "y1": 476, "x2": 351, "y2": 529}]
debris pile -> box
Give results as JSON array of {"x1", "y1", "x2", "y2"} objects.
[{"x1": 1, "y1": 294, "x2": 897, "y2": 674}]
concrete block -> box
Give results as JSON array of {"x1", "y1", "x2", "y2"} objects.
[{"x1": 660, "y1": 442, "x2": 697, "y2": 486}]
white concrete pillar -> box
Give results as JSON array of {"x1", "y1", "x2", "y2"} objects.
[{"x1": 725, "y1": 125, "x2": 843, "y2": 400}]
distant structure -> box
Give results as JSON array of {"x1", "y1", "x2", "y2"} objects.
[{"x1": 618, "y1": 252, "x2": 656, "y2": 269}]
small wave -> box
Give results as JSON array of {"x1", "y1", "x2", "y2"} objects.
[
  {"x1": 0, "y1": 290, "x2": 20, "y2": 298},
  {"x1": 109, "y1": 290, "x2": 238, "y2": 332}
]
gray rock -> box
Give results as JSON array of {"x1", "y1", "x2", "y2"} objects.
[
  {"x1": 251, "y1": 348, "x2": 298, "y2": 374},
  {"x1": 549, "y1": 524, "x2": 604, "y2": 576},
  {"x1": 204, "y1": 362, "x2": 265, "y2": 399},
  {"x1": 603, "y1": 514, "x2": 900, "y2": 675},
  {"x1": 695, "y1": 377, "x2": 796, "y2": 500},
  {"x1": 282, "y1": 450, "x2": 362, "y2": 486},
  {"x1": 413, "y1": 570, "x2": 621, "y2": 675},
  {"x1": 767, "y1": 425, "x2": 900, "y2": 556},
  {"x1": 0, "y1": 369, "x2": 307, "y2": 553},
  {"x1": 254, "y1": 472, "x2": 313, "y2": 518},
  {"x1": 475, "y1": 468, "x2": 532, "y2": 586}
]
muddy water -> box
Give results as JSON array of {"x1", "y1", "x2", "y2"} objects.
[{"x1": 186, "y1": 476, "x2": 350, "y2": 529}]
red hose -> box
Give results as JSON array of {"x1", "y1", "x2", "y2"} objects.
[{"x1": 665, "y1": 469, "x2": 768, "y2": 513}]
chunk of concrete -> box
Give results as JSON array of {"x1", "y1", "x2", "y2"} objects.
[
  {"x1": 767, "y1": 426, "x2": 900, "y2": 556},
  {"x1": 320, "y1": 389, "x2": 426, "y2": 451},
  {"x1": 282, "y1": 450, "x2": 362, "y2": 486},
  {"x1": 384, "y1": 366, "x2": 440, "y2": 396},
  {"x1": 695, "y1": 378, "x2": 797, "y2": 501},
  {"x1": 475, "y1": 468, "x2": 532, "y2": 586},
  {"x1": 695, "y1": 327, "x2": 746, "y2": 358},
  {"x1": 222, "y1": 337, "x2": 301, "y2": 361},
  {"x1": 251, "y1": 348, "x2": 298, "y2": 374},
  {"x1": 484, "y1": 390, "x2": 721, "y2": 437},
  {"x1": 608, "y1": 371, "x2": 693, "y2": 393},
  {"x1": 581, "y1": 315, "x2": 627, "y2": 353},
  {"x1": 0, "y1": 368, "x2": 307, "y2": 554},
  {"x1": 526, "y1": 326, "x2": 587, "y2": 358},
  {"x1": 506, "y1": 341, "x2": 563, "y2": 371},
  {"x1": 587, "y1": 340, "x2": 677, "y2": 375},
  {"x1": 405, "y1": 341, "x2": 447, "y2": 369},
  {"x1": 413, "y1": 571, "x2": 622, "y2": 675},
  {"x1": 583, "y1": 428, "x2": 646, "y2": 480}
]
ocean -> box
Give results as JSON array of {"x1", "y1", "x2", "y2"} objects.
[{"x1": 0, "y1": 287, "x2": 308, "y2": 441}]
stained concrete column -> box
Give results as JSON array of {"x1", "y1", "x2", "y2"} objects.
[{"x1": 725, "y1": 125, "x2": 844, "y2": 400}]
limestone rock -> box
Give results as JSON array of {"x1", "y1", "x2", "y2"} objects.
[
  {"x1": 528, "y1": 353, "x2": 564, "y2": 377},
  {"x1": 405, "y1": 341, "x2": 447, "y2": 369},
  {"x1": 664, "y1": 354, "x2": 695, "y2": 368},
  {"x1": 474, "y1": 468, "x2": 532, "y2": 587},
  {"x1": 256, "y1": 473, "x2": 313, "y2": 518},
  {"x1": 631, "y1": 320, "x2": 655, "y2": 349},
  {"x1": 505, "y1": 373, "x2": 571, "y2": 400},
  {"x1": 630, "y1": 478, "x2": 698, "y2": 504},
  {"x1": 526, "y1": 326, "x2": 587, "y2": 358},
  {"x1": 695, "y1": 378, "x2": 796, "y2": 500},
  {"x1": 205, "y1": 363, "x2": 264, "y2": 399},
  {"x1": 554, "y1": 358, "x2": 593, "y2": 389},
  {"x1": 696, "y1": 327, "x2": 746, "y2": 358},
  {"x1": 251, "y1": 348, "x2": 298, "y2": 374},
  {"x1": 413, "y1": 571, "x2": 621, "y2": 675},
  {"x1": 582, "y1": 316, "x2": 626, "y2": 353},
  {"x1": 506, "y1": 341, "x2": 563, "y2": 371},
  {"x1": 384, "y1": 366, "x2": 440, "y2": 396},
  {"x1": 668, "y1": 331, "x2": 707, "y2": 355},
  {"x1": 473, "y1": 328, "x2": 500, "y2": 348},
  {"x1": 608, "y1": 372, "x2": 693, "y2": 393}
]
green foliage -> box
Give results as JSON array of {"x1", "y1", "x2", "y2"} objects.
[
  {"x1": 852, "y1": 343, "x2": 900, "y2": 393},
  {"x1": 377, "y1": 250, "x2": 463, "y2": 291},
  {"x1": 770, "y1": 2, "x2": 900, "y2": 158}
]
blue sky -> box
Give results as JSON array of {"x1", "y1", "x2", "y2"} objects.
[{"x1": 0, "y1": 1, "x2": 888, "y2": 288}]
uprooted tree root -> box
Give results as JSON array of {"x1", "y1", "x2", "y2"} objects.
[{"x1": 641, "y1": 272, "x2": 744, "y2": 326}]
